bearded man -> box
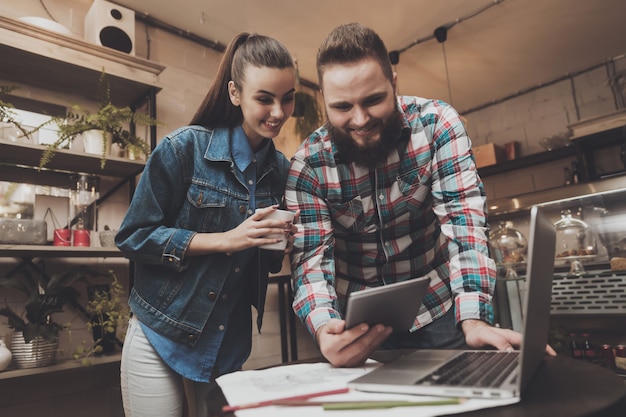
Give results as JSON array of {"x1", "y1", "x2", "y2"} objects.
[{"x1": 285, "y1": 23, "x2": 537, "y2": 367}]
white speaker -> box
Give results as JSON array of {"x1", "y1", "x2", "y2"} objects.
[{"x1": 84, "y1": 0, "x2": 135, "y2": 55}]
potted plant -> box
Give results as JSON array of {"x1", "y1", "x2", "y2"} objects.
[
  {"x1": 0, "y1": 267, "x2": 85, "y2": 368},
  {"x1": 39, "y1": 70, "x2": 160, "y2": 169},
  {"x1": 292, "y1": 62, "x2": 323, "y2": 139},
  {"x1": 73, "y1": 269, "x2": 129, "y2": 365}
]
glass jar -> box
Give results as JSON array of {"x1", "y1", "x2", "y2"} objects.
[
  {"x1": 554, "y1": 210, "x2": 597, "y2": 275},
  {"x1": 489, "y1": 221, "x2": 528, "y2": 279},
  {"x1": 489, "y1": 222, "x2": 528, "y2": 264},
  {"x1": 68, "y1": 174, "x2": 99, "y2": 246}
]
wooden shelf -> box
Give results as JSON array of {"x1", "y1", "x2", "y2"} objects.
[
  {"x1": 478, "y1": 145, "x2": 576, "y2": 177},
  {"x1": 478, "y1": 126, "x2": 626, "y2": 179},
  {"x1": 0, "y1": 16, "x2": 153, "y2": 383},
  {"x1": 0, "y1": 16, "x2": 164, "y2": 107},
  {"x1": 0, "y1": 245, "x2": 125, "y2": 258},
  {"x1": 0, "y1": 353, "x2": 121, "y2": 380},
  {"x1": 0, "y1": 141, "x2": 145, "y2": 180}
]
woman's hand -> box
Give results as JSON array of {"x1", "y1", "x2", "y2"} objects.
[{"x1": 187, "y1": 206, "x2": 297, "y2": 255}]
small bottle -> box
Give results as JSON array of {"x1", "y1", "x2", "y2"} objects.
[
  {"x1": 569, "y1": 333, "x2": 584, "y2": 359},
  {"x1": 571, "y1": 162, "x2": 580, "y2": 184},
  {"x1": 582, "y1": 333, "x2": 596, "y2": 361}
]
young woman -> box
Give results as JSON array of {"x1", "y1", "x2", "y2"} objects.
[{"x1": 116, "y1": 33, "x2": 298, "y2": 417}]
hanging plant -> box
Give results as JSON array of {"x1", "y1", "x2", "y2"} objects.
[
  {"x1": 292, "y1": 61, "x2": 323, "y2": 139},
  {"x1": 39, "y1": 70, "x2": 161, "y2": 169}
]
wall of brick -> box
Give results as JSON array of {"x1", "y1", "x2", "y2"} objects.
[{"x1": 465, "y1": 59, "x2": 626, "y2": 200}]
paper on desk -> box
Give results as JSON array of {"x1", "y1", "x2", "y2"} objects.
[{"x1": 216, "y1": 361, "x2": 519, "y2": 417}]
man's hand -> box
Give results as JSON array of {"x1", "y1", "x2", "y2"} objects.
[
  {"x1": 461, "y1": 319, "x2": 556, "y2": 355},
  {"x1": 315, "y1": 318, "x2": 393, "y2": 367}
]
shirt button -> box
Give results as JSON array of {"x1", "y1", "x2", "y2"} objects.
[
  {"x1": 379, "y1": 194, "x2": 384, "y2": 201},
  {"x1": 234, "y1": 267, "x2": 241, "y2": 273},
  {"x1": 247, "y1": 209, "x2": 253, "y2": 215},
  {"x1": 248, "y1": 179, "x2": 253, "y2": 185},
  {"x1": 187, "y1": 334, "x2": 196, "y2": 342},
  {"x1": 168, "y1": 258, "x2": 174, "y2": 262},
  {"x1": 208, "y1": 291, "x2": 217, "y2": 301},
  {"x1": 239, "y1": 205, "x2": 246, "y2": 213},
  {"x1": 222, "y1": 294, "x2": 228, "y2": 300},
  {"x1": 218, "y1": 324, "x2": 225, "y2": 331}
]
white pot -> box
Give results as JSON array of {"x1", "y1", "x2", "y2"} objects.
[
  {"x1": 126, "y1": 146, "x2": 146, "y2": 161},
  {"x1": 82, "y1": 129, "x2": 112, "y2": 156},
  {"x1": 0, "y1": 338, "x2": 12, "y2": 371}
]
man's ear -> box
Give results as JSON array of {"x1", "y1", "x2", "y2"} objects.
[{"x1": 228, "y1": 81, "x2": 240, "y2": 106}]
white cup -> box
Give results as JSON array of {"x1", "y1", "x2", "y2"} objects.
[{"x1": 258, "y1": 209, "x2": 295, "y2": 251}]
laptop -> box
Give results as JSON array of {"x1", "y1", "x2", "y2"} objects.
[{"x1": 348, "y1": 205, "x2": 556, "y2": 399}]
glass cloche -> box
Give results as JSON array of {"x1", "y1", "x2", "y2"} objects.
[
  {"x1": 554, "y1": 209, "x2": 597, "y2": 275},
  {"x1": 489, "y1": 221, "x2": 528, "y2": 279}
]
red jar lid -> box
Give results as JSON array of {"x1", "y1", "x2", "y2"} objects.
[{"x1": 615, "y1": 345, "x2": 626, "y2": 357}]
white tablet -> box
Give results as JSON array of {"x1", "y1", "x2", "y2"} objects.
[{"x1": 344, "y1": 276, "x2": 431, "y2": 332}]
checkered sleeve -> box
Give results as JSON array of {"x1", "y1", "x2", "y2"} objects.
[
  {"x1": 428, "y1": 101, "x2": 496, "y2": 325},
  {"x1": 285, "y1": 152, "x2": 342, "y2": 336}
]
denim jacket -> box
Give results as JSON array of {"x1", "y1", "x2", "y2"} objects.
[{"x1": 116, "y1": 125, "x2": 288, "y2": 347}]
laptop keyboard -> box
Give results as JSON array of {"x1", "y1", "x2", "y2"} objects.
[{"x1": 416, "y1": 351, "x2": 520, "y2": 388}]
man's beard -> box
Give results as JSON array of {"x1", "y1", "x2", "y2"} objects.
[{"x1": 330, "y1": 107, "x2": 405, "y2": 170}]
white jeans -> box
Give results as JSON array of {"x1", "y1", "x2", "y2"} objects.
[{"x1": 120, "y1": 316, "x2": 211, "y2": 417}]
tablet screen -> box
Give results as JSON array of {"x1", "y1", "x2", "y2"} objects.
[{"x1": 344, "y1": 276, "x2": 431, "y2": 332}]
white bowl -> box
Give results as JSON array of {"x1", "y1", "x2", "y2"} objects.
[{"x1": 18, "y1": 16, "x2": 73, "y2": 36}]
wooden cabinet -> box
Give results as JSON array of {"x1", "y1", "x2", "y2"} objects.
[{"x1": 0, "y1": 16, "x2": 163, "y2": 107}]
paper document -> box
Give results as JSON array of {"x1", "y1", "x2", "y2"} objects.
[{"x1": 216, "y1": 361, "x2": 519, "y2": 417}]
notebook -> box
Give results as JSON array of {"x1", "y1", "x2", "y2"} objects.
[{"x1": 348, "y1": 205, "x2": 556, "y2": 399}]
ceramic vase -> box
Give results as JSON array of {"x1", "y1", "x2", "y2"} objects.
[{"x1": 0, "y1": 338, "x2": 11, "y2": 371}]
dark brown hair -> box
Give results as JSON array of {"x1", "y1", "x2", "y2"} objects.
[
  {"x1": 316, "y1": 23, "x2": 393, "y2": 88},
  {"x1": 190, "y1": 33, "x2": 294, "y2": 127}
]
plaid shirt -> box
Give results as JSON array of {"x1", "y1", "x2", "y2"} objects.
[{"x1": 285, "y1": 96, "x2": 496, "y2": 336}]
